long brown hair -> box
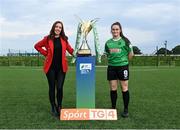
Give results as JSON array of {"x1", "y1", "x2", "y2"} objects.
[
  {"x1": 111, "y1": 22, "x2": 130, "y2": 46},
  {"x1": 48, "y1": 21, "x2": 68, "y2": 40}
]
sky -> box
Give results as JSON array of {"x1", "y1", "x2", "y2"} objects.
[{"x1": 0, "y1": 0, "x2": 180, "y2": 55}]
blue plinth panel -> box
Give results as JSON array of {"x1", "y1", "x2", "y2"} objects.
[{"x1": 76, "y1": 56, "x2": 95, "y2": 108}]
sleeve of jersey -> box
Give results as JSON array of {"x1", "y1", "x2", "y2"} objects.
[{"x1": 128, "y1": 43, "x2": 134, "y2": 53}]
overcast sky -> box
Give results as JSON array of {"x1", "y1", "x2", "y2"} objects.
[{"x1": 0, "y1": 0, "x2": 180, "y2": 55}]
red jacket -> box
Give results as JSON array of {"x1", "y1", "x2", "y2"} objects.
[{"x1": 34, "y1": 36, "x2": 74, "y2": 74}]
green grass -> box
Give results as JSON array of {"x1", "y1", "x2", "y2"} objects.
[{"x1": 0, "y1": 66, "x2": 180, "y2": 129}]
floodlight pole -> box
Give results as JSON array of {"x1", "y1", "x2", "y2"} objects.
[
  {"x1": 164, "y1": 40, "x2": 167, "y2": 56},
  {"x1": 156, "y1": 46, "x2": 159, "y2": 67}
]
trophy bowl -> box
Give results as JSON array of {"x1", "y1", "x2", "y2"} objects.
[{"x1": 77, "y1": 40, "x2": 91, "y2": 57}]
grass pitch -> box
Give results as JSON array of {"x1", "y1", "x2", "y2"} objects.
[{"x1": 0, "y1": 66, "x2": 180, "y2": 129}]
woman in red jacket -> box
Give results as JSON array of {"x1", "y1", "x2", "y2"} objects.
[{"x1": 34, "y1": 21, "x2": 74, "y2": 117}]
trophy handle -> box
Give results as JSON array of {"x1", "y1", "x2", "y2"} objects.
[
  {"x1": 92, "y1": 23, "x2": 101, "y2": 63},
  {"x1": 71, "y1": 23, "x2": 82, "y2": 63}
]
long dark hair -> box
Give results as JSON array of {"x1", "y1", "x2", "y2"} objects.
[
  {"x1": 48, "y1": 21, "x2": 68, "y2": 40},
  {"x1": 111, "y1": 22, "x2": 130, "y2": 46}
]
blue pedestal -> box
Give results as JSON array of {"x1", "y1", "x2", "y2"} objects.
[{"x1": 76, "y1": 56, "x2": 95, "y2": 108}]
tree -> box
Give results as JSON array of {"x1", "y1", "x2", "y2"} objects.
[
  {"x1": 156, "y1": 48, "x2": 172, "y2": 54},
  {"x1": 172, "y1": 45, "x2": 180, "y2": 54},
  {"x1": 133, "y1": 46, "x2": 142, "y2": 54}
]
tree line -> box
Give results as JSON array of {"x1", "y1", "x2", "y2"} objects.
[{"x1": 133, "y1": 45, "x2": 180, "y2": 55}]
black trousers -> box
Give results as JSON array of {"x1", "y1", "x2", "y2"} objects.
[{"x1": 46, "y1": 67, "x2": 66, "y2": 108}]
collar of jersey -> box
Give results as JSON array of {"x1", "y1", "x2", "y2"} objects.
[{"x1": 112, "y1": 37, "x2": 122, "y2": 41}]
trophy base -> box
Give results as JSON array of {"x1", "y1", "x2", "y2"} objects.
[
  {"x1": 77, "y1": 49, "x2": 91, "y2": 57},
  {"x1": 78, "y1": 54, "x2": 91, "y2": 57}
]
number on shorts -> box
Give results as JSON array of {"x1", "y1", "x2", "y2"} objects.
[{"x1": 123, "y1": 70, "x2": 128, "y2": 78}]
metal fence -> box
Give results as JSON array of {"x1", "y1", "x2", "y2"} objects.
[{"x1": 0, "y1": 54, "x2": 180, "y2": 66}]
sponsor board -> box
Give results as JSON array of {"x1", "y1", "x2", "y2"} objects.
[{"x1": 60, "y1": 109, "x2": 117, "y2": 120}]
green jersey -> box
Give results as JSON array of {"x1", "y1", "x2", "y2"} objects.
[{"x1": 104, "y1": 37, "x2": 133, "y2": 66}]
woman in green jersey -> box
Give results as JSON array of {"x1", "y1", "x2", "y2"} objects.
[{"x1": 104, "y1": 22, "x2": 134, "y2": 117}]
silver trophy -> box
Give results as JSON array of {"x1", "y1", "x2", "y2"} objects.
[{"x1": 72, "y1": 16, "x2": 101, "y2": 62}]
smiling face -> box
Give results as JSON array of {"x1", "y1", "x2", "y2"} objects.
[
  {"x1": 54, "y1": 23, "x2": 62, "y2": 37},
  {"x1": 111, "y1": 25, "x2": 121, "y2": 39}
]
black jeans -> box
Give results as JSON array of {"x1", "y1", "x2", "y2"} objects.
[{"x1": 46, "y1": 67, "x2": 66, "y2": 108}]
